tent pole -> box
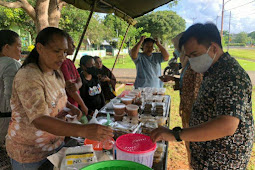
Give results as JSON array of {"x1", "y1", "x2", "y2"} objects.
[
  {"x1": 111, "y1": 24, "x2": 131, "y2": 71},
  {"x1": 72, "y1": 0, "x2": 97, "y2": 62}
]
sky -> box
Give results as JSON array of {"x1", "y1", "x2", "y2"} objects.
[{"x1": 154, "y1": 0, "x2": 255, "y2": 34}]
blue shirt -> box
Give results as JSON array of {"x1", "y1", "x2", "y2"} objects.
[{"x1": 132, "y1": 52, "x2": 164, "y2": 88}]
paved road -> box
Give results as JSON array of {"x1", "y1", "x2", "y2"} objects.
[{"x1": 113, "y1": 68, "x2": 255, "y2": 86}]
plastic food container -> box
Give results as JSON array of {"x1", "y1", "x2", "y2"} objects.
[
  {"x1": 84, "y1": 138, "x2": 115, "y2": 150},
  {"x1": 157, "y1": 88, "x2": 166, "y2": 95},
  {"x1": 116, "y1": 134, "x2": 157, "y2": 168},
  {"x1": 156, "y1": 116, "x2": 167, "y2": 126},
  {"x1": 121, "y1": 97, "x2": 133, "y2": 105},
  {"x1": 81, "y1": 160, "x2": 152, "y2": 170},
  {"x1": 125, "y1": 95, "x2": 136, "y2": 102},
  {"x1": 114, "y1": 113, "x2": 126, "y2": 121},
  {"x1": 125, "y1": 83, "x2": 134, "y2": 91},
  {"x1": 113, "y1": 103, "x2": 126, "y2": 115},
  {"x1": 129, "y1": 91, "x2": 140, "y2": 98},
  {"x1": 84, "y1": 139, "x2": 103, "y2": 151},
  {"x1": 126, "y1": 104, "x2": 139, "y2": 117}
]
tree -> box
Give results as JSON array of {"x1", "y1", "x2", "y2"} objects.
[
  {"x1": 233, "y1": 32, "x2": 249, "y2": 44},
  {"x1": 0, "y1": 0, "x2": 65, "y2": 32},
  {"x1": 0, "y1": 6, "x2": 36, "y2": 38},
  {"x1": 104, "y1": 14, "x2": 146, "y2": 48},
  {"x1": 248, "y1": 31, "x2": 255, "y2": 39},
  {"x1": 136, "y1": 11, "x2": 186, "y2": 44},
  {"x1": 60, "y1": 5, "x2": 111, "y2": 47}
]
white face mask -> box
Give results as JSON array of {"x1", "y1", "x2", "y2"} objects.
[{"x1": 188, "y1": 46, "x2": 216, "y2": 73}]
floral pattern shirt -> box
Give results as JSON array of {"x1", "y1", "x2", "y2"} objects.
[
  {"x1": 189, "y1": 53, "x2": 254, "y2": 169},
  {"x1": 6, "y1": 64, "x2": 67, "y2": 163}
]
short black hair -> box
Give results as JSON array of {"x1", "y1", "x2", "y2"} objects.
[
  {"x1": 0, "y1": 30, "x2": 19, "y2": 52},
  {"x1": 179, "y1": 23, "x2": 222, "y2": 50},
  {"x1": 80, "y1": 55, "x2": 93, "y2": 66},
  {"x1": 142, "y1": 38, "x2": 155, "y2": 50},
  {"x1": 94, "y1": 56, "x2": 100, "y2": 61}
]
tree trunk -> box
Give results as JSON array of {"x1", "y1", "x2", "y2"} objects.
[
  {"x1": 0, "y1": 0, "x2": 65, "y2": 33},
  {"x1": 35, "y1": 0, "x2": 50, "y2": 32},
  {"x1": 48, "y1": 0, "x2": 65, "y2": 28}
]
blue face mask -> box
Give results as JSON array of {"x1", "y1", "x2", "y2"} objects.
[{"x1": 188, "y1": 46, "x2": 216, "y2": 73}]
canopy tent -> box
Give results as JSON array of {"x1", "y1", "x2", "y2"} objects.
[
  {"x1": 64, "y1": 0, "x2": 172, "y2": 25},
  {"x1": 63, "y1": 0, "x2": 173, "y2": 69}
]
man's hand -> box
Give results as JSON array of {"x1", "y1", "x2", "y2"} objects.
[
  {"x1": 159, "y1": 75, "x2": 177, "y2": 82},
  {"x1": 155, "y1": 38, "x2": 161, "y2": 46},
  {"x1": 150, "y1": 126, "x2": 175, "y2": 143},
  {"x1": 66, "y1": 80, "x2": 79, "y2": 93}
]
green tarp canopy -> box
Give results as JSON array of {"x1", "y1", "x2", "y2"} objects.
[{"x1": 63, "y1": 0, "x2": 173, "y2": 25}]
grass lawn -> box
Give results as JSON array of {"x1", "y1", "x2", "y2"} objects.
[
  {"x1": 236, "y1": 59, "x2": 255, "y2": 71},
  {"x1": 227, "y1": 48, "x2": 255, "y2": 61}
]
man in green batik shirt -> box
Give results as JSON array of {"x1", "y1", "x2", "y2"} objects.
[{"x1": 151, "y1": 23, "x2": 254, "y2": 169}]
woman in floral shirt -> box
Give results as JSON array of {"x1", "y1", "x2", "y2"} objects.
[{"x1": 6, "y1": 27, "x2": 113, "y2": 170}]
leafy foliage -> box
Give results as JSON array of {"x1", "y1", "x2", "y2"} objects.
[
  {"x1": 136, "y1": 11, "x2": 186, "y2": 44},
  {"x1": 59, "y1": 5, "x2": 111, "y2": 47}
]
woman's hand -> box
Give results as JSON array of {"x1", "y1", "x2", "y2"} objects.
[
  {"x1": 150, "y1": 126, "x2": 175, "y2": 143},
  {"x1": 67, "y1": 104, "x2": 82, "y2": 120},
  {"x1": 81, "y1": 124, "x2": 114, "y2": 141}
]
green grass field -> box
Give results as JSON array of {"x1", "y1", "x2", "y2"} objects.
[{"x1": 227, "y1": 48, "x2": 255, "y2": 61}]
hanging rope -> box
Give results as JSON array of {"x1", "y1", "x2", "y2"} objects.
[
  {"x1": 72, "y1": 0, "x2": 97, "y2": 62},
  {"x1": 111, "y1": 24, "x2": 131, "y2": 71}
]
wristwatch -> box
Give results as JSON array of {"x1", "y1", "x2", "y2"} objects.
[{"x1": 172, "y1": 127, "x2": 183, "y2": 142}]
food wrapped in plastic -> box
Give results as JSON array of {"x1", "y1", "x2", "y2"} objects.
[
  {"x1": 141, "y1": 121, "x2": 158, "y2": 135},
  {"x1": 156, "y1": 116, "x2": 167, "y2": 126},
  {"x1": 157, "y1": 88, "x2": 166, "y2": 95}
]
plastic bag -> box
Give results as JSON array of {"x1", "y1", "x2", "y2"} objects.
[
  {"x1": 88, "y1": 110, "x2": 99, "y2": 124},
  {"x1": 60, "y1": 145, "x2": 97, "y2": 170}
]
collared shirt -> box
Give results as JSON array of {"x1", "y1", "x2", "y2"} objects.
[
  {"x1": 6, "y1": 64, "x2": 67, "y2": 163},
  {"x1": 0, "y1": 57, "x2": 21, "y2": 114},
  {"x1": 132, "y1": 52, "x2": 164, "y2": 88},
  {"x1": 189, "y1": 53, "x2": 254, "y2": 169}
]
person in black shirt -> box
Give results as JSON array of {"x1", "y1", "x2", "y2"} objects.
[
  {"x1": 94, "y1": 56, "x2": 116, "y2": 102},
  {"x1": 78, "y1": 55, "x2": 105, "y2": 114}
]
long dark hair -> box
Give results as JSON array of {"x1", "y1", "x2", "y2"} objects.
[
  {"x1": 22, "y1": 27, "x2": 67, "y2": 78},
  {"x1": 0, "y1": 30, "x2": 19, "y2": 52}
]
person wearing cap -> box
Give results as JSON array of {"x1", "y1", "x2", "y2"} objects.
[
  {"x1": 151, "y1": 23, "x2": 254, "y2": 169},
  {"x1": 130, "y1": 36, "x2": 169, "y2": 89}
]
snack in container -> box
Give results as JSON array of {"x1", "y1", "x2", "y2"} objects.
[
  {"x1": 121, "y1": 97, "x2": 133, "y2": 105},
  {"x1": 156, "y1": 116, "x2": 167, "y2": 126},
  {"x1": 157, "y1": 88, "x2": 166, "y2": 95},
  {"x1": 126, "y1": 104, "x2": 139, "y2": 117},
  {"x1": 141, "y1": 121, "x2": 158, "y2": 136},
  {"x1": 113, "y1": 103, "x2": 126, "y2": 115},
  {"x1": 114, "y1": 113, "x2": 126, "y2": 121},
  {"x1": 125, "y1": 94, "x2": 136, "y2": 102}
]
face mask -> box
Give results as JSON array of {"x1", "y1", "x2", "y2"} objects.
[
  {"x1": 86, "y1": 66, "x2": 97, "y2": 76},
  {"x1": 188, "y1": 46, "x2": 216, "y2": 73}
]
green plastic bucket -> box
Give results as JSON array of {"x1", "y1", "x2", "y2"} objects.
[{"x1": 81, "y1": 160, "x2": 152, "y2": 170}]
